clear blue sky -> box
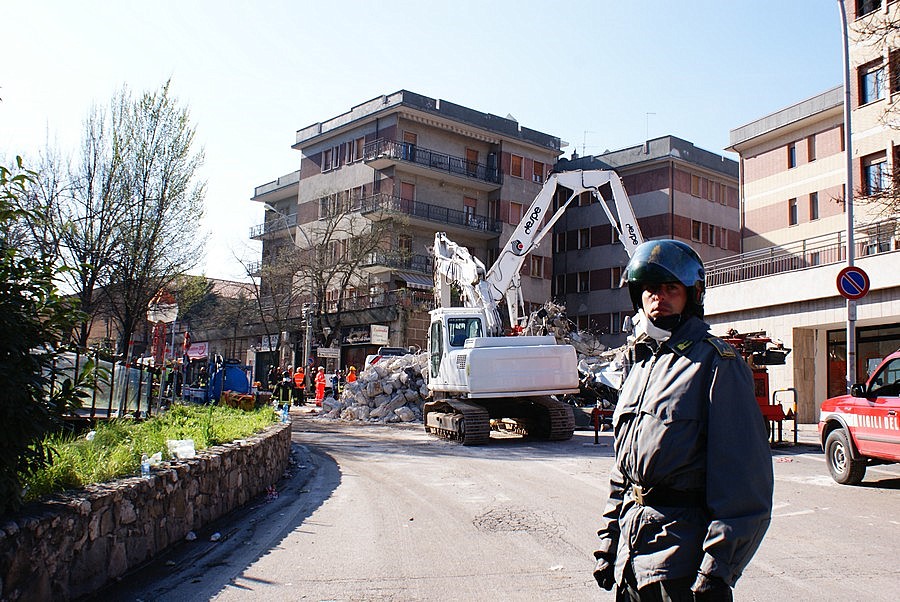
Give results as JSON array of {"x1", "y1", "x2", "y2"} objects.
[{"x1": 1, "y1": 0, "x2": 843, "y2": 281}]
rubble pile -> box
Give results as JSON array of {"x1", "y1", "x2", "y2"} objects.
[
  {"x1": 523, "y1": 301, "x2": 609, "y2": 357},
  {"x1": 320, "y1": 353, "x2": 430, "y2": 423}
]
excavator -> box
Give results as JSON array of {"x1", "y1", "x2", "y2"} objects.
[{"x1": 424, "y1": 170, "x2": 644, "y2": 444}]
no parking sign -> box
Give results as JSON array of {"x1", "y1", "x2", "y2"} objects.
[{"x1": 836, "y1": 266, "x2": 870, "y2": 300}]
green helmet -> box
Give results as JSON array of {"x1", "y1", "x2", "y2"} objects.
[{"x1": 623, "y1": 239, "x2": 705, "y2": 317}]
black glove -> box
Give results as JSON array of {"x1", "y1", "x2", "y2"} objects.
[
  {"x1": 592, "y1": 551, "x2": 615, "y2": 591},
  {"x1": 691, "y1": 573, "x2": 732, "y2": 600}
]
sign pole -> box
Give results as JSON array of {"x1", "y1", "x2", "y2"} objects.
[{"x1": 839, "y1": 0, "x2": 857, "y2": 392}]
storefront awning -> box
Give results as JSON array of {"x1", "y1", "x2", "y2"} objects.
[{"x1": 397, "y1": 272, "x2": 433, "y2": 291}]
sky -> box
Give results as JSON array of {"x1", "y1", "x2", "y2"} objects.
[{"x1": 1, "y1": 0, "x2": 844, "y2": 282}]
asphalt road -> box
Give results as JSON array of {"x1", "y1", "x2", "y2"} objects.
[{"x1": 99, "y1": 413, "x2": 900, "y2": 601}]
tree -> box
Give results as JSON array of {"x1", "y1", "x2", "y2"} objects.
[
  {"x1": 244, "y1": 192, "x2": 397, "y2": 366},
  {"x1": 10, "y1": 81, "x2": 207, "y2": 357},
  {"x1": 103, "y1": 81, "x2": 207, "y2": 358},
  {"x1": 850, "y1": 7, "x2": 900, "y2": 217},
  {"x1": 0, "y1": 159, "x2": 96, "y2": 515}
]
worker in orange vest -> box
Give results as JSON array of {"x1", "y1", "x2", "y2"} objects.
[
  {"x1": 314, "y1": 366, "x2": 326, "y2": 406},
  {"x1": 346, "y1": 366, "x2": 357, "y2": 383},
  {"x1": 292, "y1": 366, "x2": 306, "y2": 406}
]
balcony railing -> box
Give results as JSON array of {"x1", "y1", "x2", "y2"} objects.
[
  {"x1": 323, "y1": 288, "x2": 435, "y2": 313},
  {"x1": 706, "y1": 217, "x2": 899, "y2": 287},
  {"x1": 361, "y1": 251, "x2": 433, "y2": 273},
  {"x1": 249, "y1": 212, "x2": 297, "y2": 239},
  {"x1": 363, "y1": 138, "x2": 501, "y2": 185},
  {"x1": 358, "y1": 192, "x2": 501, "y2": 233}
]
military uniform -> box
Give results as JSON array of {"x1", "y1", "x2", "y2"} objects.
[{"x1": 595, "y1": 315, "x2": 773, "y2": 593}]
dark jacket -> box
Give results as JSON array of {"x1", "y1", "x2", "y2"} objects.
[{"x1": 595, "y1": 316, "x2": 773, "y2": 588}]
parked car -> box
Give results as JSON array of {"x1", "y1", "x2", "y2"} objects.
[
  {"x1": 818, "y1": 348, "x2": 900, "y2": 485},
  {"x1": 364, "y1": 346, "x2": 410, "y2": 370}
]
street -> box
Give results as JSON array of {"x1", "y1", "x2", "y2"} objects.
[{"x1": 101, "y1": 414, "x2": 900, "y2": 601}]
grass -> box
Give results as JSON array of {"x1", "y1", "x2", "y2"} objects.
[{"x1": 22, "y1": 403, "x2": 279, "y2": 502}]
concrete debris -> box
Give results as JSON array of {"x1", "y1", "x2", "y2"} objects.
[{"x1": 320, "y1": 353, "x2": 428, "y2": 424}]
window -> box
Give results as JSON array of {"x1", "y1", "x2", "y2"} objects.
[
  {"x1": 610, "y1": 266, "x2": 622, "y2": 288},
  {"x1": 533, "y1": 161, "x2": 545, "y2": 183},
  {"x1": 464, "y1": 196, "x2": 477, "y2": 225},
  {"x1": 332, "y1": 145, "x2": 341, "y2": 169},
  {"x1": 860, "y1": 61, "x2": 885, "y2": 105},
  {"x1": 807, "y1": 134, "x2": 817, "y2": 162},
  {"x1": 398, "y1": 234, "x2": 412, "y2": 255},
  {"x1": 578, "y1": 228, "x2": 590, "y2": 249},
  {"x1": 577, "y1": 271, "x2": 590, "y2": 293},
  {"x1": 466, "y1": 148, "x2": 479, "y2": 176},
  {"x1": 691, "y1": 220, "x2": 702, "y2": 241},
  {"x1": 809, "y1": 192, "x2": 819, "y2": 220},
  {"x1": 891, "y1": 50, "x2": 900, "y2": 94},
  {"x1": 323, "y1": 148, "x2": 333, "y2": 171},
  {"x1": 691, "y1": 174, "x2": 700, "y2": 197},
  {"x1": 863, "y1": 153, "x2": 888, "y2": 195},
  {"x1": 530, "y1": 256, "x2": 544, "y2": 278},
  {"x1": 708, "y1": 224, "x2": 716, "y2": 247},
  {"x1": 719, "y1": 227, "x2": 728, "y2": 249},
  {"x1": 555, "y1": 274, "x2": 566, "y2": 295},
  {"x1": 709, "y1": 181, "x2": 718, "y2": 203},
  {"x1": 788, "y1": 143, "x2": 797, "y2": 169},
  {"x1": 510, "y1": 154, "x2": 523, "y2": 178},
  {"x1": 448, "y1": 317, "x2": 483, "y2": 347},
  {"x1": 355, "y1": 136, "x2": 365, "y2": 161},
  {"x1": 509, "y1": 202, "x2": 523, "y2": 225},
  {"x1": 857, "y1": 0, "x2": 881, "y2": 17},
  {"x1": 611, "y1": 312, "x2": 622, "y2": 335},
  {"x1": 554, "y1": 232, "x2": 566, "y2": 253},
  {"x1": 789, "y1": 198, "x2": 798, "y2": 226},
  {"x1": 578, "y1": 191, "x2": 592, "y2": 206},
  {"x1": 719, "y1": 183, "x2": 727, "y2": 205}
]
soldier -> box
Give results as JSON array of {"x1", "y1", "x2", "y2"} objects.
[{"x1": 593, "y1": 240, "x2": 773, "y2": 601}]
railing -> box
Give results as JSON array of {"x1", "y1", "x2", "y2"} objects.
[
  {"x1": 361, "y1": 251, "x2": 433, "y2": 273},
  {"x1": 358, "y1": 192, "x2": 501, "y2": 233},
  {"x1": 363, "y1": 138, "x2": 502, "y2": 185},
  {"x1": 249, "y1": 212, "x2": 297, "y2": 239},
  {"x1": 323, "y1": 288, "x2": 435, "y2": 313},
  {"x1": 706, "y1": 217, "x2": 899, "y2": 287}
]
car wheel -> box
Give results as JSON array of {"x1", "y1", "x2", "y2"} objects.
[{"x1": 825, "y1": 428, "x2": 867, "y2": 485}]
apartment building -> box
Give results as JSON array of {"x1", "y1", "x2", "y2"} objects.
[
  {"x1": 552, "y1": 136, "x2": 740, "y2": 348},
  {"x1": 705, "y1": 0, "x2": 900, "y2": 422},
  {"x1": 251, "y1": 91, "x2": 563, "y2": 370}
]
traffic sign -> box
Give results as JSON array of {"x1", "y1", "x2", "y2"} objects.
[{"x1": 836, "y1": 266, "x2": 870, "y2": 300}]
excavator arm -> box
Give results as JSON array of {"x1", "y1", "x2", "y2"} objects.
[{"x1": 432, "y1": 169, "x2": 644, "y2": 335}]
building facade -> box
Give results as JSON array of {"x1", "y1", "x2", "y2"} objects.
[
  {"x1": 552, "y1": 136, "x2": 740, "y2": 348},
  {"x1": 251, "y1": 91, "x2": 563, "y2": 372},
  {"x1": 705, "y1": 0, "x2": 900, "y2": 423}
]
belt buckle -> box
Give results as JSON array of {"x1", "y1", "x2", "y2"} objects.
[{"x1": 633, "y1": 484, "x2": 645, "y2": 505}]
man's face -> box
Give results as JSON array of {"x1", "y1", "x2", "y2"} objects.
[{"x1": 641, "y1": 282, "x2": 688, "y2": 319}]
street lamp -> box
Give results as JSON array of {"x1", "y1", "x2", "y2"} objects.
[{"x1": 262, "y1": 203, "x2": 315, "y2": 379}]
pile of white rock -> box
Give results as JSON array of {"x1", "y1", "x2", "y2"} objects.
[{"x1": 319, "y1": 352, "x2": 430, "y2": 423}]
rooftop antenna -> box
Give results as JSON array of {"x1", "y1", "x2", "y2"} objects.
[
  {"x1": 646, "y1": 112, "x2": 656, "y2": 141},
  {"x1": 582, "y1": 130, "x2": 599, "y2": 156}
]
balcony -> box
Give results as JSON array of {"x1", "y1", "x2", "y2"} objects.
[
  {"x1": 706, "y1": 216, "x2": 900, "y2": 287},
  {"x1": 358, "y1": 192, "x2": 501, "y2": 236},
  {"x1": 361, "y1": 251, "x2": 433, "y2": 274},
  {"x1": 249, "y1": 212, "x2": 297, "y2": 240},
  {"x1": 363, "y1": 138, "x2": 501, "y2": 189},
  {"x1": 323, "y1": 288, "x2": 435, "y2": 314}
]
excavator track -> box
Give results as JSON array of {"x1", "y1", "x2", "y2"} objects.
[
  {"x1": 529, "y1": 395, "x2": 576, "y2": 440},
  {"x1": 423, "y1": 399, "x2": 491, "y2": 445}
]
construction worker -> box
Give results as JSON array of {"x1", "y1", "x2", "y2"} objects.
[
  {"x1": 593, "y1": 240, "x2": 773, "y2": 600},
  {"x1": 314, "y1": 366, "x2": 326, "y2": 406},
  {"x1": 346, "y1": 366, "x2": 357, "y2": 383},
  {"x1": 292, "y1": 365, "x2": 306, "y2": 406}
]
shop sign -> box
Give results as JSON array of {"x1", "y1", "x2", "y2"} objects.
[{"x1": 370, "y1": 324, "x2": 389, "y2": 345}]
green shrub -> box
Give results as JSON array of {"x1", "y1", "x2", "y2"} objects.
[{"x1": 21, "y1": 403, "x2": 278, "y2": 502}]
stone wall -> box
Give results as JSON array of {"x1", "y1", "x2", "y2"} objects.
[{"x1": 0, "y1": 422, "x2": 291, "y2": 601}]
